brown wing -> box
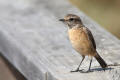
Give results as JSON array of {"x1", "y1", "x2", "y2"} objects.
[{"x1": 83, "y1": 27, "x2": 96, "y2": 49}]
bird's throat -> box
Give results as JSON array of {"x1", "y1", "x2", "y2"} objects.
[{"x1": 68, "y1": 24, "x2": 84, "y2": 29}]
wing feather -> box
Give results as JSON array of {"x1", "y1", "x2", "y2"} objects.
[{"x1": 83, "y1": 27, "x2": 96, "y2": 49}]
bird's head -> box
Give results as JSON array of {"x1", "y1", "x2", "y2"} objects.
[{"x1": 59, "y1": 14, "x2": 83, "y2": 29}]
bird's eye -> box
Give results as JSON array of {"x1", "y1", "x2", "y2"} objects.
[{"x1": 69, "y1": 18, "x2": 74, "y2": 21}]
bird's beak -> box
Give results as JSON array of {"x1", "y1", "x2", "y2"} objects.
[{"x1": 59, "y1": 19, "x2": 65, "y2": 22}]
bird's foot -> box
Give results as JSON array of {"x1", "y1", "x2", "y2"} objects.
[
  {"x1": 77, "y1": 69, "x2": 93, "y2": 73},
  {"x1": 70, "y1": 68, "x2": 84, "y2": 72},
  {"x1": 86, "y1": 69, "x2": 93, "y2": 73}
]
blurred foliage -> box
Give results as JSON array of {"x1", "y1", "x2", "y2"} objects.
[{"x1": 70, "y1": 0, "x2": 120, "y2": 39}]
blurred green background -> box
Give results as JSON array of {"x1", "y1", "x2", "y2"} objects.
[{"x1": 70, "y1": 0, "x2": 120, "y2": 39}]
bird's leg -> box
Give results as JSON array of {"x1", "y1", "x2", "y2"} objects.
[
  {"x1": 71, "y1": 55, "x2": 85, "y2": 72},
  {"x1": 87, "y1": 57, "x2": 93, "y2": 72}
]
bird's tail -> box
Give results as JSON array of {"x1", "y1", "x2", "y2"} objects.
[{"x1": 94, "y1": 52, "x2": 108, "y2": 68}]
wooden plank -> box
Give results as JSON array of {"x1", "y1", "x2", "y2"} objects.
[{"x1": 0, "y1": 0, "x2": 120, "y2": 80}]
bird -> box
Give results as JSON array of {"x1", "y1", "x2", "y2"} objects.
[{"x1": 59, "y1": 14, "x2": 107, "y2": 72}]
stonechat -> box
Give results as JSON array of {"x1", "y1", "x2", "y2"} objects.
[{"x1": 59, "y1": 14, "x2": 107, "y2": 72}]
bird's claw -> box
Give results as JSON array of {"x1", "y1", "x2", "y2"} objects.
[{"x1": 70, "y1": 69, "x2": 84, "y2": 72}]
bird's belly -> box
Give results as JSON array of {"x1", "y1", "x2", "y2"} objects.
[
  {"x1": 68, "y1": 29, "x2": 95, "y2": 56},
  {"x1": 71, "y1": 39, "x2": 92, "y2": 55}
]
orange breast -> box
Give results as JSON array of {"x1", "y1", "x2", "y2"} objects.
[{"x1": 68, "y1": 28, "x2": 95, "y2": 56}]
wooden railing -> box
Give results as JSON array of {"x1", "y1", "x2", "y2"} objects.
[{"x1": 0, "y1": 0, "x2": 120, "y2": 80}]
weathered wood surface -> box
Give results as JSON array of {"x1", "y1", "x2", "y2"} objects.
[{"x1": 0, "y1": 0, "x2": 120, "y2": 80}]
